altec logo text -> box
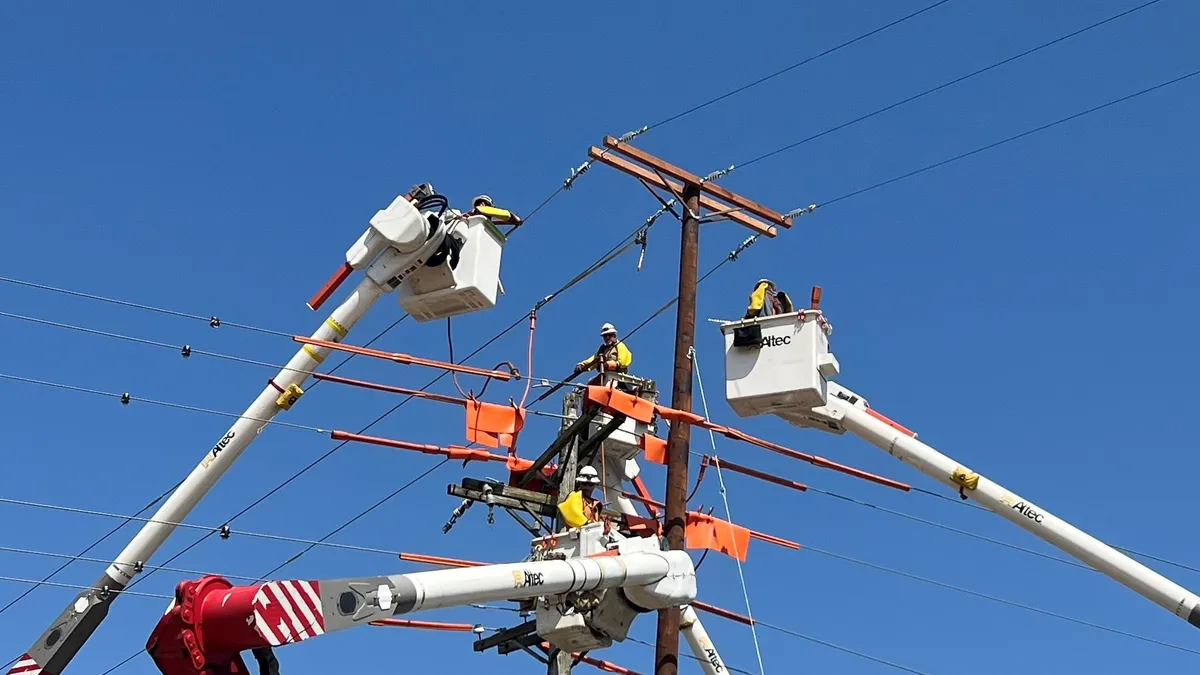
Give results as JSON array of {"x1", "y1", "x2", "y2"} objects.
[
  {"x1": 760, "y1": 334, "x2": 791, "y2": 348},
  {"x1": 201, "y1": 431, "x2": 237, "y2": 468}
]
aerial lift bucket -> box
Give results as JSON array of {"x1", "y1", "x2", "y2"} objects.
[{"x1": 719, "y1": 308, "x2": 840, "y2": 418}]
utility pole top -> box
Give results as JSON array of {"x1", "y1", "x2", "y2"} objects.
[{"x1": 586, "y1": 143, "x2": 786, "y2": 238}]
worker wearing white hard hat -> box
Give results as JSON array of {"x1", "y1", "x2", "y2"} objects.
[
  {"x1": 744, "y1": 278, "x2": 793, "y2": 319},
  {"x1": 573, "y1": 322, "x2": 633, "y2": 376},
  {"x1": 470, "y1": 193, "x2": 523, "y2": 227},
  {"x1": 575, "y1": 465, "x2": 604, "y2": 522}
]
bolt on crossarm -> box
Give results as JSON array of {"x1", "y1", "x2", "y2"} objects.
[{"x1": 9, "y1": 184, "x2": 513, "y2": 675}]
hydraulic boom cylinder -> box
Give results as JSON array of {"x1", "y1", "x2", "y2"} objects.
[{"x1": 836, "y1": 401, "x2": 1200, "y2": 628}]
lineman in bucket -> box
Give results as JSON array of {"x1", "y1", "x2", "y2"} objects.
[
  {"x1": 573, "y1": 323, "x2": 633, "y2": 378},
  {"x1": 577, "y1": 465, "x2": 604, "y2": 522}
]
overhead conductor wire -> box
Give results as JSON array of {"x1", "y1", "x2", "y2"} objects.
[
  {"x1": 642, "y1": 0, "x2": 956, "y2": 132},
  {"x1": 731, "y1": 0, "x2": 1167, "y2": 171}
]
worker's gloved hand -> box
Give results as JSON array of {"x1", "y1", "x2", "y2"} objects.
[{"x1": 573, "y1": 363, "x2": 586, "y2": 375}]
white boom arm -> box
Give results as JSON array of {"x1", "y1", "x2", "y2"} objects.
[
  {"x1": 146, "y1": 548, "x2": 697, "y2": 674},
  {"x1": 719, "y1": 307, "x2": 1200, "y2": 629},
  {"x1": 825, "y1": 385, "x2": 1200, "y2": 627},
  {"x1": 681, "y1": 605, "x2": 729, "y2": 675},
  {"x1": 11, "y1": 186, "x2": 508, "y2": 675}
]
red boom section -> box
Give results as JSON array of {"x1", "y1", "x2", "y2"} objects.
[{"x1": 146, "y1": 575, "x2": 324, "y2": 675}]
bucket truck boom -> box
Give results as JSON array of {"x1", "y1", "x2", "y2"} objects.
[
  {"x1": 718, "y1": 294, "x2": 1200, "y2": 630},
  {"x1": 144, "y1": 524, "x2": 697, "y2": 675},
  {"x1": 9, "y1": 184, "x2": 511, "y2": 675}
]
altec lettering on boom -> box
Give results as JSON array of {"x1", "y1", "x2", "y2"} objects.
[
  {"x1": 759, "y1": 334, "x2": 791, "y2": 348},
  {"x1": 201, "y1": 431, "x2": 236, "y2": 468},
  {"x1": 1012, "y1": 500, "x2": 1045, "y2": 524}
]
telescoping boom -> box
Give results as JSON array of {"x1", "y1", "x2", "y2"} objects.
[
  {"x1": 144, "y1": 525, "x2": 698, "y2": 675},
  {"x1": 9, "y1": 183, "x2": 512, "y2": 675},
  {"x1": 718, "y1": 292, "x2": 1200, "y2": 630}
]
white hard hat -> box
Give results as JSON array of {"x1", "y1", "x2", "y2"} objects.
[
  {"x1": 472, "y1": 194, "x2": 494, "y2": 209},
  {"x1": 600, "y1": 322, "x2": 617, "y2": 336},
  {"x1": 576, "y1": 465, "x2": 601, "y2": 486},
  {"x1": 756, "y1": 278, "x2": 774, "y2": 288}
]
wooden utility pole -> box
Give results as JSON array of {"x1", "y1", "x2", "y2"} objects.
[
  {"x1": 549, "y1": 392, "x2": 581, "y2": 675},
  {"x1": 654, "y1": 181, "x2": 700, "y2": 675},
  {"x1": 586, "y1": 138, "x2": 792, "y2": 675}
]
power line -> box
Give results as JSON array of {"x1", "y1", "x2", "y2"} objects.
[
  {"x1": 0, "y1": 482, "x2": 179, "y2": 621},
  {"x1": 754, "y1": 620, "x2": 935, "y2": 675},
  {"x1": 0, "y1": 496, "x2": 401, "y2": 558},
  {"x1": 803, "y1": 544, "x2": 1200, "y2": 656},
  {"x1": 0, "y1": 310, "x2": 307, "y2": 375},
  {"x1": 0, "y1": 576, "x2": 171, "y2": 601},
  {"x1": 251, "y1": 458, "x2": 451, "y2": 582},
  {"x1": 625, "y1": 635, "x2": 759, "y2": 675},
  {"x1": 0, "y1": 275, "x2": 293, "y2": 338},
  {"x1": 820, "y1": 67, "x2": 1200, "y2": 207},
  {"x1": 0, "y1": 373, "x2": 331, "y2": 434},
  {"x1": 645, "y1": 0, "x2": 956, "y2": 132},
  {"x1": 805, "y1": 485, "x2": 1092, "y2": 572},
  {"x1": 734, "y1": 0, "x2": 1166, "y2": 169},
  {"x1": 0, "y1": 544, "x2": 261, "y2": 583}
]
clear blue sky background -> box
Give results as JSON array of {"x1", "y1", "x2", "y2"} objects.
[{"x1": 2, "y1": 1, "x2": 1198, "y2": 673}]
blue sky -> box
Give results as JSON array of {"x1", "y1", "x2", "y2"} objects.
[{"x1": 2, "y1": 1, "x2": 1199, "y2": 673}]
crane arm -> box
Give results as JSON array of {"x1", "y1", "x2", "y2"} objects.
[
  {"x1": 9, "y1": 185, "x2": 511, "y2": 675},
  {"x1": 680, "y1": 605, "x2": 729, "y2": 675},
  {"x1": 819, "y1": 382, "x2": 1200, "y2": 628},
  {"x1": 146, "y1": 550, "x2": 696, "y2": 675}
]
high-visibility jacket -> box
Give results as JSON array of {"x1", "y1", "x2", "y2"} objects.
[
  {"x1": 577, "y1": 340, "x2": 633, "y2": 374},
  {"x1": 744, "y1": 281, "x2": 793, "y2": 319}
]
